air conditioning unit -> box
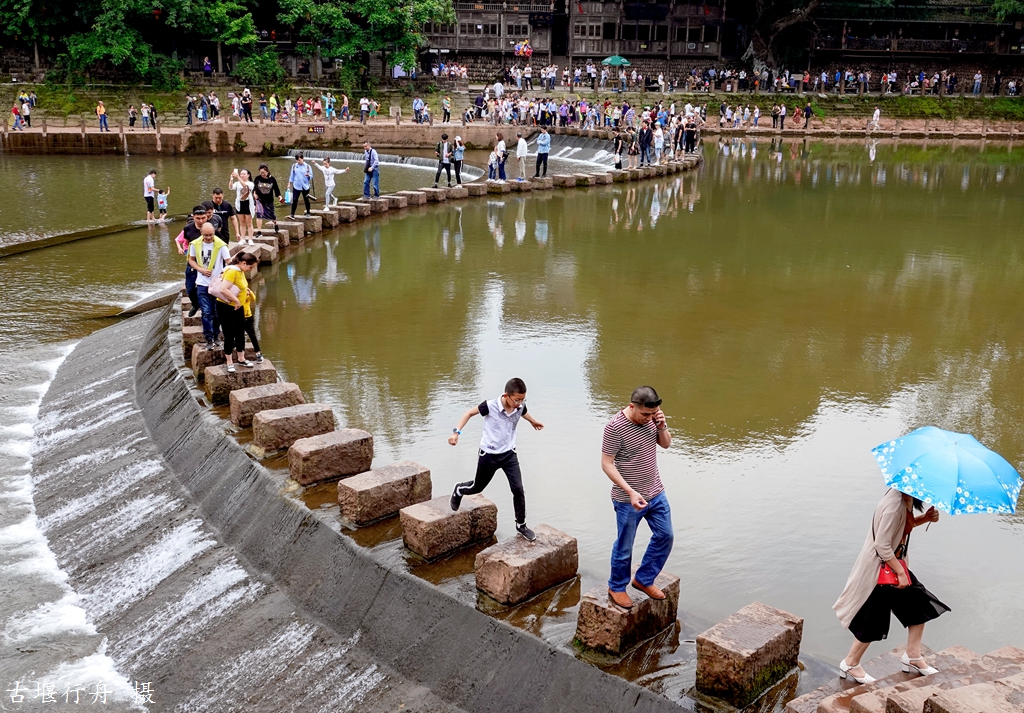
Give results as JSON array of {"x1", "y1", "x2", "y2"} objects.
[{"x1": 687, "y1": 42, "x2": 696, "y2": 49}]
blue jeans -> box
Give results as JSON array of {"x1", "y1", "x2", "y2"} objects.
[
  {"x1": 99, "y1": 114, "x2": 109, "y2": 131},
  {"x1": 196, "y1": 285, "x2": 220, "y2": 343},
  {"x1": 609, "y1": 491, "x2": 674, "y2": 592},
  {"x1": 362, "y1": 169, "x2": 379, "y2": 198}
]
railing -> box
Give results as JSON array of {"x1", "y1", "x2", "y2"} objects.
[
  {"x1": 669, "y1": 40, "x2": 719, "y2": 55},
  {"x1": 454, "y1": 2, "x2": 551, "y2": 11},
  {"x1": 846, "y1": 37, "x2": 892, "y2": 51},
  {"x1": 816, "y1": 36, "x2": 996, "y2": 54}
]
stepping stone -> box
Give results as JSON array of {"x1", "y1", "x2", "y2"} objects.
[
  {"x1": 257, "y1": 230, "x2": 290, "y2": 249},
  {"x1": 204, "y1": 360, "x2": 278, "y2": 405},
  {"x1": 326, "y1": 204, "x2": 357, "y2": 223},
  {"x1": 381, "y1": 194, "x2": 408, "y2": 209},
  {"x1": 419, "y1": 187, "x2": 448, "y2": 202},
  {"x1": 252, "y1": 403, "x2": 335, "y2": 452},
  {"x1": 339, "y1": 201, "x2": 371, "y2": 217},
  {"x1": 337, "y1": 461, "x2": 431, "y2": 527},
  {"x1": 625, "y1": 168, "x2": 642, "y2": 181},
  {"x1": 851, "y1": 645, "x2": 986, "y2": 713},
  {"x1": 191, "y1": 342, "x2": 255, "y2": 382},
  {"x1": 510, "y1": 180, "x2": 533, "y2": 192},
  {"x1": 181, "y1": 325, "x2": 205, "y2": 361},
  {"x1": 575, "y1": 571, "x2": 680, "y2": 656},
  {"x1": 785, "y1": 647, "x2": 922, "y2": 713},
  {"x1": 229, "y1": 241, "x2": 278, "y2": 264},
  {"x1": 486, "y1": 181, "x2": 511, "y2": 194},
  {"x1": 464, "y1": 183, "x2": 488, "y2": 196},
  {"x1": 400, "y1": 495, "x2": 497, "y2": 560},
  {"x1": 530, "y1": 176, "x2": 553, "y2": 190},
  {"x1": 293, "y1": 214, "x2": 322, "y2": 234},
  {"x1": 551, "y1": 174, "x2": 576, "y2": 188},
  {"x1": 311, "y1": 208, "x2": 339, "y2": 228},
  {"x1": 696, "y1": 601, "x2": 803, "y2": 708},
  {"x1": 395, "y1": 190, "x2": 427, "y2": 205},
  {"x1": 182, "y1": 311, "x2": 202, "y2": 327},
  {"x1": 368, "y1": 197, "x2": 389, "y2": 213},
  {"x1": 926, "y1": 672, "x2": 1024, "y2": 713},
  {"x1": 288, "y1": 428, "x2": 373, "y2": 486},
  {"x1": 573, "y1": 173, "x2": 595, "y2": 187},
  {"x1": 275, "y1": 221, "x2": 305, "y2": 241},
  {"x1": 654, "y1": 164, "x2": 668, "y2": 176},
  {"x1": 611, "y1": 170, "x2": 630, "y2": 182},
  {"x1": 229, "y1": 381, "x2": 304, "y2": 428},
  {"x1": 474, "y1": 524, "x2": 578, "y2": 605},
  {"x1": 445, "y1": 186, "x2": 469, "y2": 199},
  {"x1": 250, "y1": 234, "x2": 278, "y2": 249},
  {"x1": 592, "y1": 172, "x2": 613, "y2": 185}
]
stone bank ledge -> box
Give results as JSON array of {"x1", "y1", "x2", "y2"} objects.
[{"x1": 135, "y1": 303, "x2": 687, "y2": 713}]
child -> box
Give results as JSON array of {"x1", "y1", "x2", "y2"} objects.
[
  {"x1": 448, "y1": 378, "x2": 544, "y2": 541},
  {"x1": 157, "y1": 187, "x2": 170, "y2": 221},
  {"x1": 488, "y1": 149, "x2": 498, "y2": 180}
]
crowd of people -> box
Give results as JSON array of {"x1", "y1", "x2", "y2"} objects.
[{"x1": 184, "y1": 89, "x2": 388, "y2": 125}]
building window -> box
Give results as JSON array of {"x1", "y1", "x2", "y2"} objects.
[
  {"x1": 704, "y1": 25, "x2": 718, "y2": 41},
  {"x1": 654, "y1": 24, "x2": 668, "y2": 41},
  {"x1": 603, "y1": 22, "x2": 617, "y2": 39},
  {"x1": 574, "y1": 23, "x2": 600, "y2": 37},
  {"x1": 622, "y1": 24, "x2": 637, "y2": 40},
  {"x1": 688, "y1": 26, "x2": 701, "y2": 41},
  {"x1": 637, "y1": 24, "x2": 650, "y2": 41},
  {"x1": 508, "y1": 24, "x2": 529, "y2": 36}
]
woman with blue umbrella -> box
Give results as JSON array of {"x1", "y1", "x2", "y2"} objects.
[{"x1": 832, "y1": 427, "x2": 1022, "y2": 684}]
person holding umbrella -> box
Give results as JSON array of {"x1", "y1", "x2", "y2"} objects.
[{"x1": 833, "y1": 426, "x2": 1022, "y2": 684}]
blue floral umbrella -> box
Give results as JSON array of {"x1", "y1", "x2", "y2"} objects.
[{"x1": 873, "y1": 426, "x2": 1022, "y2": 515}]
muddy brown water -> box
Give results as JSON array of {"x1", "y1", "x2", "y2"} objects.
[{"x1": 1, "y1": 139, "x2": 1022, "y2": 704}]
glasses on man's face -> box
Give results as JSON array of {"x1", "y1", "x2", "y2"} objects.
[{"x1": 505, "y1": 394, "x2": 525, "y2": 405}]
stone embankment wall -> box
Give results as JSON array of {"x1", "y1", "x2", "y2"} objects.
[{"x1": 31, "y1": 309, "x2": 691, "y2": 710}]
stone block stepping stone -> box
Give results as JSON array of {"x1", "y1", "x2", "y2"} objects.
[
  {"x1": 368, "y1": 197, "x2": 389, "y2": 213},
  {"x1": 395, "y1": 190, "x2": 427, "y2": 205},
  {"x1": 204, "y1": 360, "x2": 278, "y2": 405},
  {"x1": 311, "y1": 208, "x2": 339, "y2": 228},
  {"x1": 445, "y1": 186, "x2": 470, "y2": 199},
  {"x1": 229, "y1": 381, "x2": 305, "y2": 428},
  {"x1": 339, "y1": 201, "x2": 371, "y2": 217},
  {"x1": 182, "y1": 311, "x2": 202, "y2": 327},
  {"x1": 573, "y1": 173, "x2": 595, "y2": 187},
  {"x1": 575, "y1": 572, "x2": 680, "y2": 656},
  {"x1": 191, "y1": 342, "x2": 255, "y2": 382},
  {"x1": 275, "y1": 221, "x2": 304, "y2": 242},
  {"x1": 400, "y1": 495, "x2": 497, "y2": 560},
  {"x1": 474, "y1": 524, "x2": 578, "y2": 605},
  {"x1": 337, "y1": 461, "x2": 432, "y2": 527},
  {"x1": 510, "y1": 180, "x2": 533, "y2": 192},
  {"x1": 625, "y1": 168, "x2": 642, "y2": 181},
  {"x1": 288, "y1": 428, "x2": 373, "y2": 486},
  {"x1": 530, "y1": 177, "x2": 554, "y2": 190},
  {"x1": 696, "y1": 601, "x2": 804, "y2": 708},
  {"x1": 381, "y1": 194, "x2": 408, "y2": 209},
  {"x1": 251, "y1": 234, "x2": 278, "y2": 249},
  {"x1": 486, "y1": 181, "x2": 511, "y2": 194},
  {"x1": 181, "y1": 325, "x2": 205, "y2": 361},
  {"x1": 229, "y1": 241, "x2": 278, "y2": 264},
  {"x1": 464, "y1": 183, "x2": 488, "y2": 196},
  {"x1": 252, "y1": 403, "x2": 335, "y2": 452},
  {"x1": 550, "y1": 174, "x2": 576, "y2": 188},
  {"x1": 293, "y1": 214, "x2": 323, "y2": 234},
  {"x1": 610, "y1": 170, "x2": 629, "y2": 182},
  {"x1": 257, "y1": 230, "x2": 290, "y2": 249},
  {"x1": 592, "y1": 172, "x2": 613, "y2": 185},
  {"x1": 924, "y1": 671, "x2": 1024, "y2": 713},
  {"x1": 419, "y1": 187, "x2": 448, "y2": 202},
  {"x1": 326, "y1": 204, "x2": 357, "y2": 223}
]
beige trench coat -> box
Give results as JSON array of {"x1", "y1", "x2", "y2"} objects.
[{"x1": 833, "y1": 488, "x2": 909, "y2": 629}]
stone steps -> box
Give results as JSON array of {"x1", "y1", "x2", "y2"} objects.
[
  {"x1": 786, "y1": 647, "x2": 920, "y2": 713},
  {"x1": 251, "y1": 402, "x2": 335, "y2": 452}
]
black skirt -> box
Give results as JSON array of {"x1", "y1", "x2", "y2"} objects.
[{"x1": 849, "y1": 570, "x2": 950, "y2": 643}]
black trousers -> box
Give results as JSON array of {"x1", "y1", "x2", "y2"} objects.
[
  {"x1": 291, "y1": 188, "x2": 311, "y2": 216},
  {"x1": 456, "y1": 450, "x2": 526, "y2": 524},
  {"x1": 534, "y1": 153, "x2": 548, "y2": 177},
  {"x1": 454, "y1": 160, "x2": 463, "y2": 184},
  {"x1": 243, "y1": 315, "x2": 260, "y2": 353},
  {"x1": 434, "y1": 161, "x2": 452, "y2": 185},
  {"x1": 215, "y1": 300, "x2": 246, "y2": 354},
  {"x1": 849, "y1": 570, "x2": 950, "y2": 643}
]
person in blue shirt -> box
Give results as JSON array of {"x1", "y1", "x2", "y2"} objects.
[
  {"x1": 533, "y1": 126, "x2": 550, "y2": 177},
  {"x1": 287, "y1": 153, "x2": 314, "y2": 217},
  {"x1": 412, "y1": 96, "x2": 425, "y2": 124},
  {"x1": 362, "y1": 141, "x2": 380, "y2": 199},
  {"x1": 453, "y1": 137, "x2": 466, "y2": 185}
]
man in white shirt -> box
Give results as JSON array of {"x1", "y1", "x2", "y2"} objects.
[
  {"x1": 515, "y1": 132, "x2": 529, "y2": 181},
  {"x1": 359, "y1": 96, "x2": 370, "y2": 123},
  {"x1": 143, "y1": 169, "x2": 157, "y2": 222},
  {"x1": 187, "y1": 222, "x2": 231, "y2": 349}
]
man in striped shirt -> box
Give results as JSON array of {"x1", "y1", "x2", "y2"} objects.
[{"x1": 601, "y1": 386, "x2": 674, "y2": 609}]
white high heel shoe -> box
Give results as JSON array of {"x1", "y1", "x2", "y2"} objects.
[
  {"x1": 839, "y1": 660, "x2": 876, "y2": 684},
  {"x1": 901, "y1": 653, "x2": 939, "y2": 676}
]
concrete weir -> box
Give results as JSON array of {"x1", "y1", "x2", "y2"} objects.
[{"x1": 30, "y1": 308, "x2": 685, "y2": 712}]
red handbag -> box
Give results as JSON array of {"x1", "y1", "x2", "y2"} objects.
[
  {"x1": 877, "y1": 559, "x2": 910, "y2": 586},
  {"x1": 874, "y1": 505, "x2": 912, "y2": 586}
]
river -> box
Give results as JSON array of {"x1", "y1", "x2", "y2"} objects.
[{"x1": 1, "y1": 140, "x2": 1022, "y2": 702}]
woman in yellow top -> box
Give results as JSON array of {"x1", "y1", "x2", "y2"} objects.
[{"x1": 214, "y1": 252, "x2": 259, "y2": 373}]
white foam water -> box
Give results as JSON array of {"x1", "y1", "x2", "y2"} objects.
[{"x1": 0, "y1": 344, "x2": 144, "y2": 709}]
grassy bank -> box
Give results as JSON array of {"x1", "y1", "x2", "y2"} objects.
[{"x1": 4, "y1": 82, "x2": 1024, "y2": 126}]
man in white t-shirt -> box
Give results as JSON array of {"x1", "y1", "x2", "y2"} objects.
[
  {"x1": 515, "y1": 132, "x2": 529, "y2": 181},
  {"x1": 359, "y1": 96, "x2": 370, "y2": 124},
  {"x1": 187, "y1": 222, "x2": 231, "y2": 349},
  {"x1": 143, "y1": 169, "x2": 157, "y2": 222}
]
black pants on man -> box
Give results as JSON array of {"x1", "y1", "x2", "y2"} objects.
[
  {"x1": 534, "y1": 153, "x2": 548, "y2": 177},
  {"x1": 455, "y1": 450, "x2": 526, "y2": 524},
  {"x1": 291, "y1": 188, "x2": 311, "y2": 216},
  {"x1": 434, "y1": 161, "x2": 452, "y2": 186}
]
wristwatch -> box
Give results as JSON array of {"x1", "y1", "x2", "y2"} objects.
[{"x1": 452, "y1": 428, "x2": 462, "y2": 435}]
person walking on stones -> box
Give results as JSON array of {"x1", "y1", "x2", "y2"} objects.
[
  {"x1": 362, "y1": 141, "x2": 380, "y2": 199},
  {"x1": 515, "y1": 132, "x2": 529, "y2": 182},
  {"x1": 602, "y1": 386, "x2": 674, "y2": 609},
  {"x1": 434, "y1": 133, "x2": 454, "y2": 188},
  {"x1": 229, "y1": 168, "x2": 257, "y2": 243},
  {"x1": 211, "y1": 252, "x2": 259, "y2": 373},
  {"x1": 253, "y1": 163, "x2": 282, "y2": 236},
  {"x1": 453, "y1": 136, "x2": 466, "y2": 186},
  {"x1": 287, "y1": 152, "x2": 314, "y2": 218},
  {"x1": 448, "y1": 377, "x2": 545, "y2": 542},
  {"x1": 143, "y1": 169, "x2": 158, "y2": 222},
  {"x1": 832, "y1": 488, "x2": 946, "y2": 684},
  {"x1": 315, "y1": 157, "x2": 349, "y2": 207},
  {"x1": 188, "y1": 222, "x2": 231, "y2": 351},
  {"x1": 535, "y1": 126, "x2": 551, "y2": 177},
  {"x1": 177, "y1": 206, "x2": 208, "y2": 317}
]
